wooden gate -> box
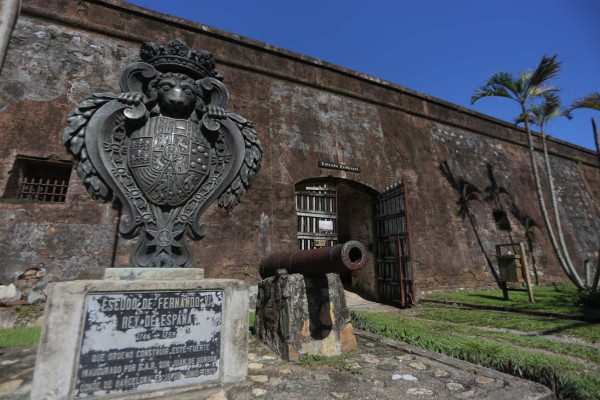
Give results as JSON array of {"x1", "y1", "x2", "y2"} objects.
[
  {"x1": 295, "y1": 183, "x2": 338, "y2": 250},
  {"x1": 374, "y1": 180, "x2": 415, "y2": 306}
]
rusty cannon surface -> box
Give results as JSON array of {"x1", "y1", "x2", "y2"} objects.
[{"x1": 259, "y1": 240, "x2": 367, "y2": 279}]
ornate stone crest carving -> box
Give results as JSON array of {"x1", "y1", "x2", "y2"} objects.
[{"x1": 62, "y1": 39, "x2": 263, "y2": 268}]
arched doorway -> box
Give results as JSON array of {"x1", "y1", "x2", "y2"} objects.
[
  {"x1": 294, "y1": 178, "x2": 378, "y2": 298},
  {"x1": 294, "y1": 178, "x2": 416, "y2": 306}
]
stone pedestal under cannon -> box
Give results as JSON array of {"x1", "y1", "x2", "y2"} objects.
[
  {"x1": 254, "y1": 241, "x2": 366, "y2": 360},
  {"x1": 254, "y1": 273, "x2": 357, "y2": 361}
]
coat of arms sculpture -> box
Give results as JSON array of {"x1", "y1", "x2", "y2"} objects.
[{"x1": 62, "y1": 39, "x2": 263, "y2": 268}]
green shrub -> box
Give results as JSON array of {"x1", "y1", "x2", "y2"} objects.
[{"x1": 578, "y1": 288, "x2": 600, "y2": 308}]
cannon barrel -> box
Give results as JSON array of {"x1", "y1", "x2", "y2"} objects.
[{"x1": 259, "y1": 240, "x2": 367, "y2": 279}]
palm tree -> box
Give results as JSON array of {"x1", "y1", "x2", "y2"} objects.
[
  {"x1": 568, "y1": 92, "x2": 600, "y2": 289},
  {"x1": 471, "y1": 55, "x2": 584, "y2": 289},
  {"x1": 516, "y1": 93, "x2": 576, "y2": 283}
]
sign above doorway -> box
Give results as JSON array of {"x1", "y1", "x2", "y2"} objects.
[{"x1": 318, "y1": 160, "x2": 361, "y2": 173}]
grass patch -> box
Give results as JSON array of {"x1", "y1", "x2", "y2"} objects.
[
  {"x1": 406, "y1": 306, "x2": 600, "y2": 364},
  {"x1": 0, "y1": 326, "x2": 41, "y2": 348},
  {"x1": 352, "y1": 311, "x2": 600, "y2": 399},
  {"x1": 293, "y1": 351, "x2": 358, "y2": 372},
  {"x1": 425, "y1": 284, "x2": 600, "y2": 318},
  {"x1": 249, "y1": 311, "x2": 255, "y2": 329},
  {"x1": 418, "y1": 305, "x2": 600, "y2": 343},
  {"x1": 480, "y1": 330, "x2": 600, "y2": 364},
  {"x1": 415, "y1": 314, "x2": 600, "y2": 364}
]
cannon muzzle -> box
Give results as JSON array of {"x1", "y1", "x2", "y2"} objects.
[{"x1": 259, "y1": 240, "x2": 367, "y2": 279}]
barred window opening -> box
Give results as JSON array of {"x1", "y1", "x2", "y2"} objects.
[{"x1": 4, "y1": 157, "x2": 72, "y2": 203}]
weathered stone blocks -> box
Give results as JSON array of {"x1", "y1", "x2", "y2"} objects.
[{"x1": 254, "y1": 273, "x2": 357, "y2": 360}]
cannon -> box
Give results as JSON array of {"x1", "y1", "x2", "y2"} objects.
[{"x1": 259, "y1": 240, "x2": 367, "y2": 279}]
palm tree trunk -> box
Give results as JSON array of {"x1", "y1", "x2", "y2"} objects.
[
  {"x1": 0, "y1": 0, "x2": 22, "y2": 74},
  {"x1": 522, "y1": 107, "x2": 584, "y2": 288},
  {"x1": 593, "y1": 117, "x2": 600, "y2": 170},
  {"x1": 540, "y1": 131, "x2": 579, "y2": 282},
  {"x1": 526, "y1": 235, "x2": 540, "y2": 285},
  {"x1": 593, "y1": 117, "x2": 600, "y2": 290},
  {"x1": 592, "y1": 245, "x2": 600, "y2": 290}
]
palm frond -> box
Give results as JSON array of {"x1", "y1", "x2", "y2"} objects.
[
  {"x1": 471, "y1": 55, "x2": 561, "y2": 118},
  {"x1": 540, "y1": 92, "x2": 561, "y2": 109},
  {"x1": 526, "y1": 92, "x2": 571, "y2": 130},
  {"x1": 527, "y1": 85, "x2": 560, "y2": 99},
  {"x1": 514, "y1": 111, "x2": 534, "y2": 126},
  {"x1": 528, "y1": 54, "x2": 561, "y2": 93},
  {"x1": 485, "y1": 72, "x2": 518, "y2": 90},
  {"x1": 567, "y1": 92, "x2": 600, "y2": 112},
  {"x1": 471, "y1": 72, "x2": 517, "y2": 104},
  {"x1": 471, "y1": 87, "x2": 512, "y2": 104},
  {"x1": 517, "y1": 72, "x2": 531, "y2": 100},
  {"x1": 541, "y1": 92, "x2": 572, "y2": 120}
]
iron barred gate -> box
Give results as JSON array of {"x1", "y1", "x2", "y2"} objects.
[
  {"x1": 295, "y1": 184, "x2": 338, "y2": 250},
  {"x1": 374, "y1": 180, "x2": 415, "y2": 306}
]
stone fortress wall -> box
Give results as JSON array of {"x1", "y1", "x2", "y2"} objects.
[{"x1": 1, "y1": 0, "x2": 599, "y2": 298}]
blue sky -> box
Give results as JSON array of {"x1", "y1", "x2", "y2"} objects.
[{"x1": 127, "y1": 0, "x2": 600, "y2": 151}]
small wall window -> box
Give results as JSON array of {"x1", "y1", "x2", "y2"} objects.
[{"x1": 4, "y1": 157, "x2": 71, "y2": 203}]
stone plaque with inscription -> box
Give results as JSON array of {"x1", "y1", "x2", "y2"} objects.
[
  {"x1": 75, "y1": 291, "x2": 222, "y2": 397},
  {"x1": 31, "y1": 276, "x2": 249, "y2": 400}
]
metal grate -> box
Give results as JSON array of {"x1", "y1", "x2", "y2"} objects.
[
  {"x1": 375, "y1": 180, "x2": 415, "y2": 307},
  {"x1": 6, "y1": 157, "x2": 71, "y2": 203},
  {"x1": 295, "y1": 184, "x2": 338, "y2": 250},
  {"x1": 18, "y1": 175, "x2": 69, "y2": 202}
]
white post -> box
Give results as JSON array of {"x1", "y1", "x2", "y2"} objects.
[{"x1": 0, "y1": 0, "x2": 22, "y2": 74}]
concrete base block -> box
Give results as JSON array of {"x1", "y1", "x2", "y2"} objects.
[
  {"x1": 31, "y1": 271, "x2": 247, "y2": 399},
  {"x1": 254, "y1": 273, "x2": 357, "y2": 360},
  {"x1": 103, "y1": 268, "x2": 204, "y2": 281}
]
